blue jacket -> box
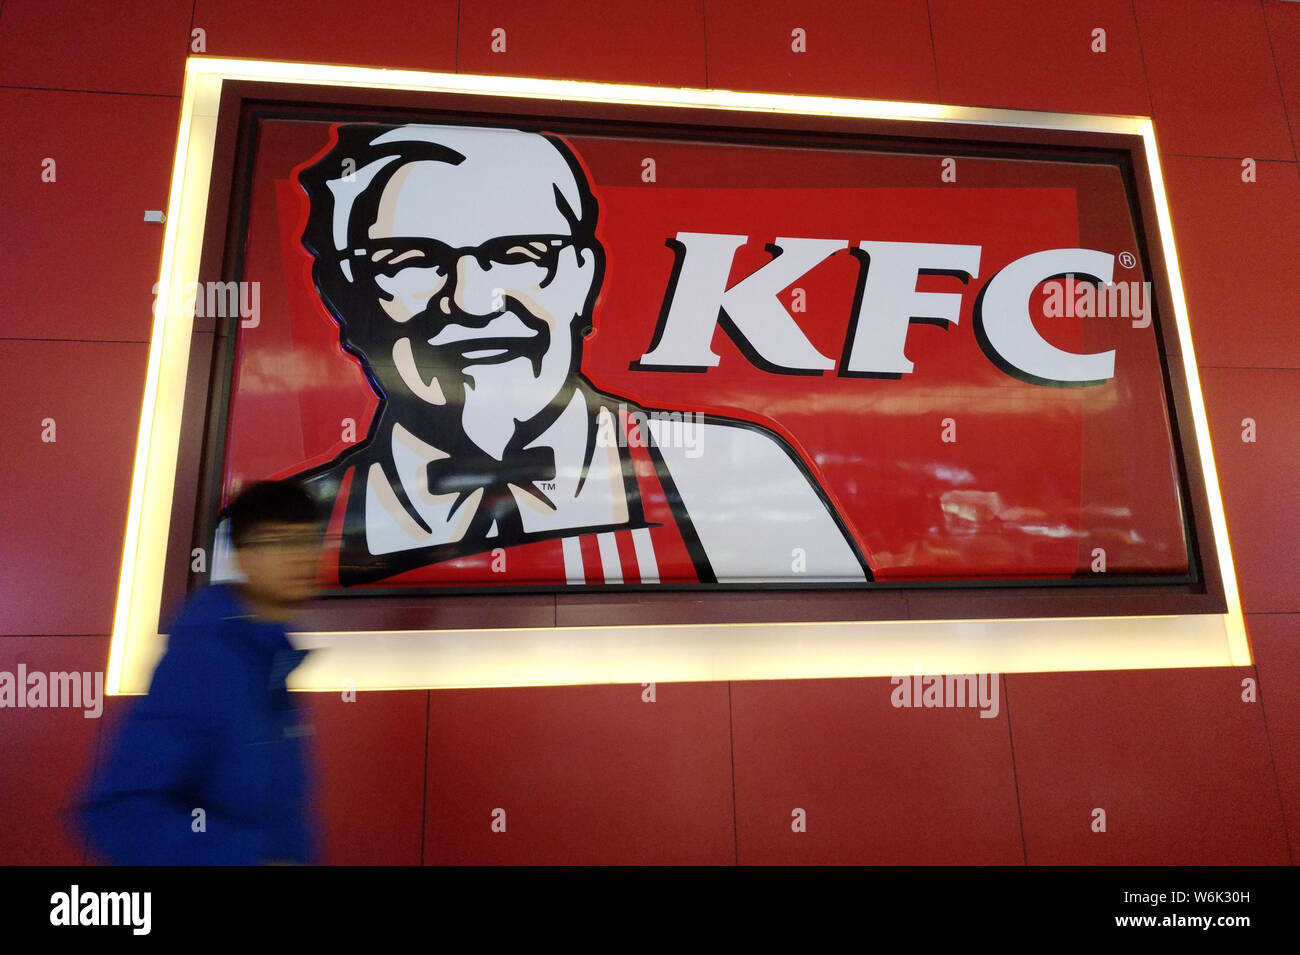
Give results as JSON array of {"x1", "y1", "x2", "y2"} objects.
[{"x1": 79, "y1": 583, "x2": 319, "y2": 865}]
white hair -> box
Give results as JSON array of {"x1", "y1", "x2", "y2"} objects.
[{"x1": 322, "y1": 124, "x2": 588, "y2": 254}]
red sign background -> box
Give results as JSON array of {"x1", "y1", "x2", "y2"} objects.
[{"x1": 220, "y1": 118, "x2": 1187, "y2": 586}]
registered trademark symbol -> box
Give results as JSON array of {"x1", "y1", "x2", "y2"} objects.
[{"x1": 1118, "y1": 251, "x2": 1137, "y2": 269}]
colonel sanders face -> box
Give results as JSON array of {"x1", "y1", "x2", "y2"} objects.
[{"x1": 306, "y1": 126, "x2": 604, "y2": 458}]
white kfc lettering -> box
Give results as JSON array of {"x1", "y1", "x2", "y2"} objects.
[{"x1": 637, "y1": 234, "x2": 1120, "y2": 385}]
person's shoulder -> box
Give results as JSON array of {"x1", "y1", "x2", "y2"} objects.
[
  {"x1": 164, "y1": 582, "x2": 239, "y2": 632},
  {"x1": 159, "y1": 585, "x2": 257, "y2": 669},
  {"x1": 142, "y1": 587, "x2": 245, "y2": 713},
  {"x1": 157, "y1": 582, "x2": 280, "y2": 693}
]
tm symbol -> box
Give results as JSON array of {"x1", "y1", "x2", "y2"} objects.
[{"x1": 538, "y1": 481, "x2": 557, "y2": 491}]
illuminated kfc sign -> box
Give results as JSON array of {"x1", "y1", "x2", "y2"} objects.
[{"x1": 128, "y1": 65, "x2": 1233, "y2": 651}]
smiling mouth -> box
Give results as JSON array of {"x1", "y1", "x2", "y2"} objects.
[{"x1": 436, "y1": 335, "x2": 542, "y2": 366}]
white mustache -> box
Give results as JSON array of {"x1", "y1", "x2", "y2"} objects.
[
  {"x1": 392, "y1": 338, "x2": 448, "y2": 404},
  {"x1": 428, "y1": 313, "x2": 539, "y2": 345}
]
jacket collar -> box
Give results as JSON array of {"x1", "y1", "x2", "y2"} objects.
[{"x1": 211, "y1": 583, "x2": 311, "y2": 678}]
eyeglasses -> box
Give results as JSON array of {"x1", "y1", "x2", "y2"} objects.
[{"x1": 352, "y1": 235, "x2": 573, "y2": 279}]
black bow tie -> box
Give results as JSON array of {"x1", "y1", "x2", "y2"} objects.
[{"x1": 426, "y1": 444, "x2": 557, "y2": 542}]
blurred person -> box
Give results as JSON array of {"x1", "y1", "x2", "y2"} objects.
[{"x1": 76, "y1": 480, "x2": 325, "y2": 865}]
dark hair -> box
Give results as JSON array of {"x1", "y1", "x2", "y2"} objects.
[{"x1": 222, "y1": 480, "x2": 323, "y2": 550}]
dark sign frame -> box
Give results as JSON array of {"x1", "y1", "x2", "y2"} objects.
[{"x1": 158, "y1": 77, "x2": 1227, "y2": 634}]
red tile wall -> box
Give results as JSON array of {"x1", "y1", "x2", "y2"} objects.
[{"x1": 0, "y1": 0, "x2": 1294, "y2": 865}]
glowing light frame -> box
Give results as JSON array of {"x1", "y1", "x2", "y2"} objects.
[{"x1": 107, "y1": 56, "x2": 1248, "y2": 694}]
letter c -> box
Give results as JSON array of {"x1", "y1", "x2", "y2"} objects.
[{"x1": 974, "y1": 249, "x2": 1116, "y2": 386}]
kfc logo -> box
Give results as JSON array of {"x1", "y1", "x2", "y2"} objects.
[
  {"x1": 640, "y1": 236, "x2": 1119, "y2": 386},
  {"x1": 216, "y1": 123, "x2": 870, "y2": 588}
]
